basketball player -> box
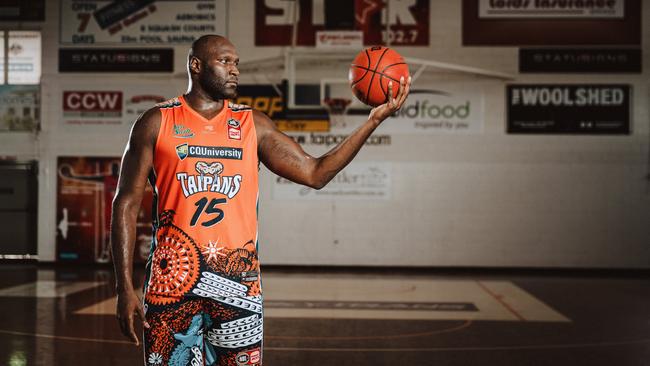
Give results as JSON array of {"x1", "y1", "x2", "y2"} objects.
[{"x1": 111, "y1": 35, "x2": 410, "y2": 366}]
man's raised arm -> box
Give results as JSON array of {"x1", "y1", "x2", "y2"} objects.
[
  {"x1": 110, "y1": 108, "x2": 160, "y2": 345},
  {"x1": 256, "y1": 77, "x2": 410, "y2": 188}
]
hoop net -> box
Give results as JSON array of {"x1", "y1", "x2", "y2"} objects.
[
  {"x1": 323, "y1": 98, "x2": 352, "y2": 129},
  {"x1": 324, "y1": 97, "x2": 351, "y2": 114}
]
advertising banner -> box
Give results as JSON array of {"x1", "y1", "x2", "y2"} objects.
[
  {"x1": 478, "y1": 0, "x2": 625, "y2": 18},
  {"x1": 377, "y1": 85, "x2": 484, "y2": 134},
  {"x1": 507, "y1": 84, "x2": 630, "y2": 134},
  {"x1": 519, "y1": 48, "x2": 642, "y2": 73},
  {"x1": 60, "y1": 0, "x2": 226, "y2": 45},
  {"x1": 235, "y1": 84, "x2": 330, "y2": 132},
  {"x1": 56, "y1": 157, "x2": 153, "y2": 263},
  {"x1": 273, "y1": 162, "x2": 391, "y2": 200},
  {"x1": 255, "y1": 0, "x2": 429, "y2": 46},
  {"x1": 0, "y1": 31, "x2": 41, "y2": 85},
  {"x1": 59, "y1": 48, "x2": 174, "y2": 72},
  {"x1": 59, "y1": 82, "x2": 183, "y2": 131},
  {"x1": 463, "y1": 0, "x2": 641, "y2": 45},
  {"x1": 0, "y1": 85, "x2": 39, "y2": 132}
]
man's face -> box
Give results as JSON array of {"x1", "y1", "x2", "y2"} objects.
[{"x1": 197, "y1": 41, "x2": 240, "y2": 100}]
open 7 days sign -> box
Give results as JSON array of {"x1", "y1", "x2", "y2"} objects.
[{"x1": 507, "y1": 84, "x2": 630, "y2": 134}]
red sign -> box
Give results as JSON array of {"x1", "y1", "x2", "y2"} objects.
[
  {"x1": 255, "y1": 0, "x2": 429, "y2": 46},
  {"x1": 236, "y1": 348, "x2": 261, "y2": 365},
  {"x1": 63, "y1": 91, "x2": 123, "y2": 116},
  {"x1": 56, "y1": 157, "x2": 153, "y2": 263}
]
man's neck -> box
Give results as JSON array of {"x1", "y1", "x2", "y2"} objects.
[{"x1": 184, "y1": 88, "x2": 226, "y2": 120}]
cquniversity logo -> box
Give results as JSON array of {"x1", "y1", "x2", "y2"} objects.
[{"x1": 176, "y1": 143, "x2": 189, "y2": 160}]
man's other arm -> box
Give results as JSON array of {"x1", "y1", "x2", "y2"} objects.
[
  {"x1": 256, "y1": 77, "x2": 410, "y2": 189},
  {"x1": 110, "y1": 108, "x2": 160, "y2": 345}
]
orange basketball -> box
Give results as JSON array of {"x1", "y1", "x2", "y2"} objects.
[{"x1": 349, "y1": 46, "x2": 409, "y2": 107}]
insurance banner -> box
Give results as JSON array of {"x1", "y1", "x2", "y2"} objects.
[
  {"x1": 463, "y1": 0, "x2": 640, "y2": 45},
  {"x1": 478, "y1": 0, "x2": 625, "y2": 18}
]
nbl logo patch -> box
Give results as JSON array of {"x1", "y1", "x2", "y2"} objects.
[
  {"x1": 236, "y1": 348, "x2": 261, "y2": 365},
  {"x1": 228, "y1": 118, "x2": 241, "y2": 140}
]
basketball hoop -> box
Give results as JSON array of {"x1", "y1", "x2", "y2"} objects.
[{"x1": 323, "y1": 98, "x2": 351, "y2": 129}]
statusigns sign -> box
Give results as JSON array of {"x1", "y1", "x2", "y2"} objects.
[
  {"x1": 255, "y1": 0, "x2": 429, "y2": 46},
  {"x1": 463, "y1": 0, "x2": 641, "y2": 45},
  {"x1": 59, "y1": 48, "x2": 174, "y2": 72},
  {"x1": 507, "y1": 85, "x2": 630, "y2": 134},
  {"x1": 60, "y1": 0, "x2": 226, "y2": 45},
  {"x1": 519, "y1": 48, "x2": 642, "y2": 73},
  {"x1": 478, "y1": 0, "x2": 625, "y2": 18}
]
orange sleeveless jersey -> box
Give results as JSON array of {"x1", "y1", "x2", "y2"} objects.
[{"x1": 144, "y1": 96, "x2": 260, "y2": 306}]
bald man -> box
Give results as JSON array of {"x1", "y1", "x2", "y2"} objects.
[{"x1": 111, "y1": 35, "x2": 410, "y2": 365}]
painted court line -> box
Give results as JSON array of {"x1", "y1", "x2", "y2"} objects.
[
  {"x1": 1, "y1": 329, "x2": 647, "y2": 352},
  {"x1": 72, "y1": 277, "x2": 568, "y2": 322},
  {"x1": 0, "y1": 281, "x2": 107, "y2": 298}
]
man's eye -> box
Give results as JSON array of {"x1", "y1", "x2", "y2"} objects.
[{"x1": 217, "y1": 59, "x2": 238, "y2": 66}]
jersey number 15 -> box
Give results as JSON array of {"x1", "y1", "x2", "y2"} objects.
[{"x1": 191, "y1": 197, "x2": 226, "y2": 227}]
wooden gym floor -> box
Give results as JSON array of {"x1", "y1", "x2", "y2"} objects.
[{"x1": 0, "y1": 264, "x2": 648, "y2": 365}]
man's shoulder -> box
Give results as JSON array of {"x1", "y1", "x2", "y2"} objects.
[
  {"x1": 130, "y1": 106, "x2": 163, "y2": 143},
  {"x1": 155, "y1": 97, "x2": 182, "y2": 109},
  {"x1": 228, "y1": 101, "x2": 253, "y2": 112}
]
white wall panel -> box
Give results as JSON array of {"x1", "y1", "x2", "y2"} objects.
[{"x1": 8, "y1": 0, "x2": 647, "y2": 267}]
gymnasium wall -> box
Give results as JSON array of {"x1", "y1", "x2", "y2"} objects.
[{"x1": 1, "y1": 0, "x2": 647, "y2": 267}]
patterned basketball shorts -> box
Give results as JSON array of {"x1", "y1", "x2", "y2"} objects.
[{"x1": 143, "y1": 297, "x2": 263, "y2": 366}]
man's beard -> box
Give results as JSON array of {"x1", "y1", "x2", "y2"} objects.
[{"x1": 198, "y1": 69, "x2": 237, "y2": 100}]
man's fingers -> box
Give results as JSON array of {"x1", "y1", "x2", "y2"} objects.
[
  {"x1": 396, "y1": 76, "x2": 410, "y2": 107},
  {"x1": 119, "y1": 313, "x2": 139, "y2": 346},
  {"x1": 126, "y1": 315, "x2": 140, "y2": 346},
  {"x1": 386, "y1": 81, "x2": 394, "y2": 105}
]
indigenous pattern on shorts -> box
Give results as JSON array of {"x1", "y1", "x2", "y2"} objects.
[
  {"x1": 144, "y1": 298, "x2": 263, "y2": 366},
  {"x1": 142, "y1": 96, "x2": 262, "y2": 365}
]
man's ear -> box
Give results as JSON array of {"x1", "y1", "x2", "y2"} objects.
[{"x1": 189, "y1": 56, "x2": 201, "y2": 74}]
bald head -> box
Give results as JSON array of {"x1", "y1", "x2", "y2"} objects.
[{"x1": 189, "y1": 34, "x2": 231, "y2": 64}]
